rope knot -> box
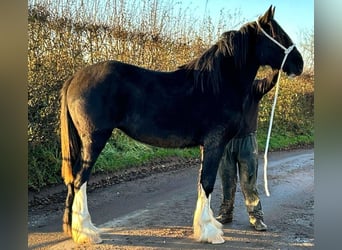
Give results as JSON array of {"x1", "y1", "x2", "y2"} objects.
[{"x1": 284, "y1": 44, "x2": 296, "y2": 55}]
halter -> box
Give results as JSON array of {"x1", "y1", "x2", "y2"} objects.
[{"x1": 256, "y1": 20, "x2": 296, "y2": 197}]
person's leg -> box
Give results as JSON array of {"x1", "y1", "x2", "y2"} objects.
[
  {"x1": 238, "y1": 134, "x2": 267, "y2": 231},
  {"x1": 217, "y1": 140, "x2": 238, "y2": 223}
]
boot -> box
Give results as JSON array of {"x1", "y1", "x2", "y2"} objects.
[
  {"x1": 249, "y1": 211, "x2": 267, "y2": 231},
  {"x1": 216, "y1": 200, "x2": 234, "y2": 224}
]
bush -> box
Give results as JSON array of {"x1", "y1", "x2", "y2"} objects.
[{"x1": 28, "y1": 0, "x2": 314, "y2": 190}]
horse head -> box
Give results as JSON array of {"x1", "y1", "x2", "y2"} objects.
[{"x1": 256, "y1": 6, "x2": 304, "y2": 76}]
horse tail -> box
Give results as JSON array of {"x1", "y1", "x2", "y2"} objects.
[{"x1": 60, "y1": 77, "x2": 80, "y2": 185}]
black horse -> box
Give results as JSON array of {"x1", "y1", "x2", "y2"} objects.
[{"x1": 60, "y1": 6, "x2": 303, "y2": 244}]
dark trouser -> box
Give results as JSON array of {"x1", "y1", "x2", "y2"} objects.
[{"x1": 218, "y1": 133, "x2": 263, "y2": 218}]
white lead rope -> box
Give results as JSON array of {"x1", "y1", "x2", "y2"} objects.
[{"x1": 256, "y1": 20, "x2": 296, "y2": 196}]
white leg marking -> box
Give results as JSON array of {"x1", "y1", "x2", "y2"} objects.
[
  {"x1": 72, "y1": 182, "x2": 102, "y2": 244},
  {"x1": 193, "y1": 184, "x2": 224, "y2": 244}
]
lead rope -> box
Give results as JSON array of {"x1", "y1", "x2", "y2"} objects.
[{"x1": 256, "y1": 20, "x2": 296, "y2": 196}]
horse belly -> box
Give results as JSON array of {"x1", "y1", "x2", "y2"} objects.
[{"x1": 119, "y1": 118, "x2": 200, "y2": 148}]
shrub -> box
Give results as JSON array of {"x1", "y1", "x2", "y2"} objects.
[{"x1": 28, "y1": 0, "x2": 314, "y2": 190}]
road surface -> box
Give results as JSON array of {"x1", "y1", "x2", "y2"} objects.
[{"x1": 28, "y1": 148, "x2": 314, "y2": 249}]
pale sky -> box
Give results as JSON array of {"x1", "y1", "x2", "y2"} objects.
[{"x1": 184, "y1": 0, "x2": 314, "y2": 44}]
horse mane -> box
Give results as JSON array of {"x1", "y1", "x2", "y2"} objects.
[{"x1": 180, "y1": 23, "x2": 253, "y2": 94}]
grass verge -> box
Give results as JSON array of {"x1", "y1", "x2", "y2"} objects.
[{"x1": 28, "y1": 129, "x2": 313, "y2": 191}]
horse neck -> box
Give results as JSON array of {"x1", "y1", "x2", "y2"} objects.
[
  {"x1": 240, "y1": 64, "x2": 259, "y2": 90},
  {"x1": 220, "y1": 56, "x2": 260, "y2": 95}
]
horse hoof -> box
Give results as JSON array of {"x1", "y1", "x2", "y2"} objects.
[
  {"x1": 72, "y1": 231, "x2": 102, "y2": 244},
  {"x1": 210, "y1": 236, "x2": 225, "y2": 244},
  {"x1": 193, "y1": 184, "x2": 225, "y2": 244},
  {"x1": 90, "y1": 234, "x2": 102, "y2": 244}
]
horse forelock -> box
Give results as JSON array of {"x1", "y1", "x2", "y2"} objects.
[{"x1": 181, "y1": 25, "x2": 252, "y2": 94}]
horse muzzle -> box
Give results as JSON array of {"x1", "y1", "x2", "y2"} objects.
[{"x1": 283, "y1": 51, "x2": 304, "y2": 76}]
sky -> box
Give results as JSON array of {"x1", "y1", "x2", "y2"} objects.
[
  {"x1": 183, "y1": 0, "x2": 314, "y2": 44},
  {"x1": 32, "y1": 0, "x2": 314, "y2": 45}
]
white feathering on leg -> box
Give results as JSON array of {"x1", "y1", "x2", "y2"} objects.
[
  {"x1": 193, "y1": 184, "x2": 224, "y2": 244},
  {"x1": 72, "y1": 182, "x2": 102, "y2": 244}
]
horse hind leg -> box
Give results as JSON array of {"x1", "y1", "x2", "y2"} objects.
[
  {"x1": 193, "y1": 146, "x2": 225, "y2": 244},
  {"x1": 71, "y1": 130, "x2": 112, "y2": 244},
  {"x1": 63, "y1": 183, "x2": 75, "y2": 236},
  {"x1": 72, "y1": 181, "x2": 102, "y2": 244}
]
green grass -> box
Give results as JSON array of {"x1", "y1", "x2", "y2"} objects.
[
  {"x1": 93, "y1": 131, "x2": 200, "y2": 173},
  {"x1": 28, "y1": 128, "x2": 313, "y2": 191},
  {"x1": 94, "y1": 128, "x2": 314, "y2": 174},
  {"x1": 257, "y1": 129, "x2": 314, "y2": 152}
]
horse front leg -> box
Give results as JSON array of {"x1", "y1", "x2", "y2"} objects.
[{"x1": 193, "y1": 144, "x2": 225, "y2": 244}]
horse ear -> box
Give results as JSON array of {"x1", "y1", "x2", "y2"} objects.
[{"x1": 259, "y1": 5, "x2": 275, "y2": 24}]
